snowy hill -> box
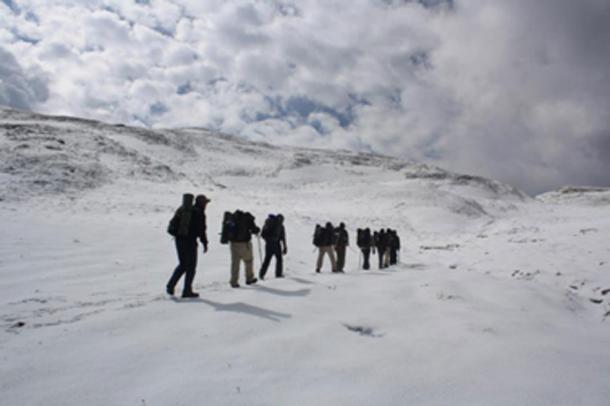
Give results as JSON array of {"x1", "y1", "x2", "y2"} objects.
[{"x1": 1, "y1": 108, "x2": 609, "y2": 405}]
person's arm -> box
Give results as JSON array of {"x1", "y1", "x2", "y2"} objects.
[
  {"x1": 281, "y1": 226, "x2": 287, "y2": 254},
  {"x1": 252, "y1": 218, "x2": 260, "y2": 235},
  {"x1": 201, "y1": 213, "x2": 209, "y2": 252}
]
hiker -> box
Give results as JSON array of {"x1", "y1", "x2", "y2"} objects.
[
  {"x1": 259, "y1": 214, "x2": 287, "y2": 279},
  {"x1": 357, "y1": 227, "x2": 374, "y2": 270},
  {"x1": 166, "y1": 193, "x2": 209, "y2": 298},
  {"x1": 334, "y1": 222, "x2": 349, "y2": 272},
  {"x1": 376, "y1": 229, "x2": 388, "y2": 269},
  {"x1": 314, "y1": 222, "x2": 337, "y2": 273},
  {"x1": 388, "y1": 229, "x2": 401, "y2": 265},
  {"x1": 224, "y1": 210, "x2": 260, "y2": 288}
]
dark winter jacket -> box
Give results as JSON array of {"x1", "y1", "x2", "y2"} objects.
[
  {"x1": 376, "y1": 230, "x2": 388, "y2": 249},
  {"x1": 388, "y1": 231, "x2": 400, "y2": 250},
  {"x1": 180, "y1": 204, "x2": 207, "y2": 243},
  {"x1": 168, "y1": 194, "x2": 207, "y2": 244},
  {"x1": 335, "y1": 227, "x2": 349, "y2": 247}
]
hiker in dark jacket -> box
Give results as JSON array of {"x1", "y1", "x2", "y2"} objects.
[
  {"x1": 166, "y1": 193, "x2": 209, "y2": 298},
  {"x1": 388, "y1": 229, "x2": 401, "y2": 265},
  {"x1": 334, "y1": 222, "x2": 349, "y2": 272},
  {"x1": 259, "y1": 214, "x2": 287, "y2": 279},
  {"x1": 315, "y1": 222, "x2": 337, "y2": 273},
  {"x1": 229, "y1": 210, "x2": 260, "y2": 287},
  {"x1": 376, "y1": 229, "x2": 388, "y2": 269},
  {"x1": 357, "y1": 228, "x2": 374, "y2": 270}
]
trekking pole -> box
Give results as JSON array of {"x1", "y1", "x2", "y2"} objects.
[{"x1": 256, "y1": 235, "x2": 263, "y2": 265}]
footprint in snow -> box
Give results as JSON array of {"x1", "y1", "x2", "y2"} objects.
[
  {"x1": 343, "y1": 324, "x2": 383, "y2": 338},
  {"x1": 437, "y1": 292, "x2": 462, "y2": 301}
]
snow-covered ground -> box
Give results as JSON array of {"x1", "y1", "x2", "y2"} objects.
[{"x1": 1, "y1": 108, "x2": 609, "y2": 405}]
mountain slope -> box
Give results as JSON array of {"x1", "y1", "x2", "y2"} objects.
[{"x1": 1, "y1": 108, "x2": 609, "y2": 406}]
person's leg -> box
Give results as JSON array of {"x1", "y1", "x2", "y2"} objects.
[
  {"x1": 384, "y1": 248, "x2": 390, "y2": 267},
  {"x1": 274, "y1": 243, "x2": 283, "y2": 277},
  {"x1": 259, "y1": 242, "x2": 273, "y2": 279},
  {"x1": 378, "y1": 247, "x2": 383, "y2": 269},
  {"x1": 316, "y1": 248, "x2": 325, "y2": 272},
  {"x1": 390, "y1": 248, "x2": 397, "y2": 265},
  {"x1": 329, "y1": 247, "x2": 337, "y2": 272},
  {"x1": 183, "y1": 240, "x2": 198, "y2": 294},
  {"x1": 244, "y1": 241, "x2": 256, "y2": 283},
  {"x1": 167, "y1": 239, "x2": 187, "y2": 292},
  {"x1": 230, "y1": 243, "x2": 240, "y2": 286},
  {"x1": 336, "y1": 246, "x2": 346, "y2": 271},
  {"x1": 363, "y1": 248, "x2": 370, "y2": 270}
]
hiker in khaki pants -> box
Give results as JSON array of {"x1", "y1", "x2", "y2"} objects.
[
  {"x1": 316, "y1": 245, "x2": 337, "y2": 273},
  {"x1": 228, "y1": 210, "x2": 260, "y2": 288},
  {"x1": 315, "y1": 222, "x2": 338, "y2": 273}
]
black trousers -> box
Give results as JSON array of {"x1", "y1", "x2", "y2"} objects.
[
  {"x1": 335, "y1": 245, "x2": 347, "y2": 271},
  {"x1": 260, "y1": 241, "x2": 283, "y2": 278},
  {"x1": 361, "y1": 248, "x2": 371, "y2": 270},
  {"x1": 167, "y1": 238, "x2": 198, "y2": 294},
  {"x1": 377, "y1": 246, "x2": 387, "y2": 269},
  {"x1": 389, "y1": 248, "x2": 398, "y2": 265}
]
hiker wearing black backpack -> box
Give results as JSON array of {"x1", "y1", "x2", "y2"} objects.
[
  {"x1": 357, "y1": 228, "x2": 374, "y2": 270},
  {"x1": 221, "y1": 210, "x2": 260, "y2": 288},
  {"x1": 259, "y1": 214, "x2": 287, "y2": 279},
  {"x1": 376, "y1": 229, "x2": 388, "y2": 269},
  {"x1": 334, "y1": 222, "x2": 349, "y2": 272},
  {"x1": 388, "y1": 229, "x2": 401, "y2": 265},
  {"x1": 314, "y1": 222, "x2": 337, "y2": 273},
  {"x1": 166, "y1": 193, "x2": 209, "y2": 298}
]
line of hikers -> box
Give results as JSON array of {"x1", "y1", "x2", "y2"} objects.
[
  {"x1": 165, "y1": 193, "x2": 401, "y2": 298},
  {"x1": 313, "y1": 222, "x2": 401, "y2": 272}
]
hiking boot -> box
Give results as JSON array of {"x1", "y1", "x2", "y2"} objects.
[
  {"x1": 230, "y1": 282, "x2": 240, "y2": 288},
  {"x1": 276, "y1": 274, "x2": 284, "y2": 278},
  {"x1": 258, "y1": 272, "x2": 265, "y2": 281},
  {"x1": 246, "y1": 278, "x2": 258, "y2": 285},
  {"x1": 182, "y1": 291, "x2": 199, "y2": 298},
  {"x1": 166, "y1": 285, "x2": 175, "y2": 296},
  {"x1": 315, "y1": 269, "x2": 321, "y2": 273}
]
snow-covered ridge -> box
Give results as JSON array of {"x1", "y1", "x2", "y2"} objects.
[
  {"x1": 538, "y1": 186, "x2": 610, "y2": 206},
  {"x1": 0, "y1": 107, "x2": 528, "y2": 211}
]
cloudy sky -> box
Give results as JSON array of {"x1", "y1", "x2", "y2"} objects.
[{"x1": 1, "y1": 0, "x2": 609, "y2": 194}]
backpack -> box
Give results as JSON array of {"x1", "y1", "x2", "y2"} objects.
[
  {"x1": 357, "y1": 228, "x2": 366, "y2": 247},
  {"x1": 167, "y1": 207, "x2": 192, "y2": 237},
  {"x1": 312, "y1": 224, "x2": 323, "y2": 247},
  {"x1": 167, "y1": 209, "x2": 181, "y2": 237},
  {"x1": 220, "y1": 211, "x2": 236, "y2": 244},
  {"x1": 261, "y1": 215, "x2": 277, "y2": 240},
  {"x1": 234, "y1": 211, "x2": 254, "y2": 242}
]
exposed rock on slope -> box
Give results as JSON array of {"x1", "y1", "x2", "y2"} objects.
[{"x1": 0, "y1": 108, "x2": 529, "y2": 225}]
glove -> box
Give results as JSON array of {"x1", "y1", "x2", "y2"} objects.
[
  {"x1": 283, "y1": 247, "x2": 288, "y2": 255},
  {"x1": 203, "y1": 242, "x2": 208, "y2": 253}
]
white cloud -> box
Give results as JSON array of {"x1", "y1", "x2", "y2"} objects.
[
  {"x1": 0, "y1": 46, "x2": 48, "y2": 110},
  {"x1": 1, "y1": 0, "x2": 609, "y2": 193}
]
